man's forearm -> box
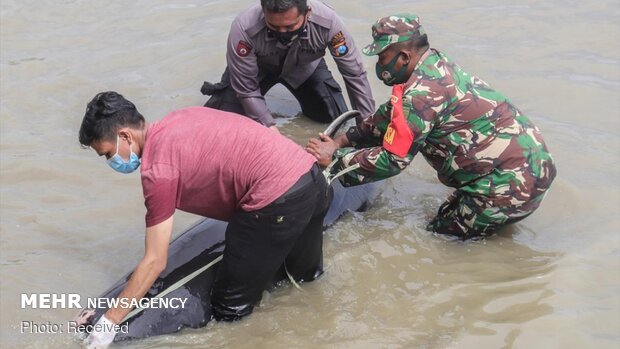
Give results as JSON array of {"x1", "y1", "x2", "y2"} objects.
[
  {"x1": 238, "y1": 96, "x2": 275, "y2": 127},
  {"x1": 343, "y1": 74, "x2": 376, "y2": 119},
  {"x1": 104, "y1": 257, "x2": 166, "y2": 324},
  {"x1": 104, "y1": 217, "x2": 173, "y2": 324},
  {"x1": 334, "y1": 134, "x2": 350, "y2": 148},
  {"x1": 332, "y1": 146, "x2": 412, "y2": 186}
]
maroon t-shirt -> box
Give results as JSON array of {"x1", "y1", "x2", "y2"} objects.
[{"x1": 140, "y1": 107, "x2": 315, "y2": 227}]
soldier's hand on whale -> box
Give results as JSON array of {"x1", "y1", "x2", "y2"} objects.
[
  {"x1": 83, "y1": 314, "x2": 117, "y2": 349},
  {"x1": 306, "y1": 133, "x2": 338, "y2": 167}
]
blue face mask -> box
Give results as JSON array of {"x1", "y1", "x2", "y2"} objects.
[{"x1": 106, "y1": 135, "x2": 141, "y2": 174}]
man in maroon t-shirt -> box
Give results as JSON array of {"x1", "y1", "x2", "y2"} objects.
[{"x1": 78, "y1": 91, "x2": 330, "y2": 347}]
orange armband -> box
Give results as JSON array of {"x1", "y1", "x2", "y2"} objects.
[{"x1": 383, "y1": 84, "x2": 414, "y2": 157}]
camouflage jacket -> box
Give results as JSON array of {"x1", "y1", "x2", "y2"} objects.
[{"x1": 332, "y1": 48, "x2": 555, "y2": 194}]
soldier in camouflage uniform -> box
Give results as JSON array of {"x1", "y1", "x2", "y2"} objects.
[{"x1": 306, "y1": 14, "x2": 556, "y2": 240}]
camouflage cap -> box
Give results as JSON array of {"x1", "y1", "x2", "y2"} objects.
[{"x1": 362, "y1": 14, "x2": 426, "y2": 56}]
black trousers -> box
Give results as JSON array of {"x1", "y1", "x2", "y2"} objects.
[
  {"x1": 211, "y1": 164, "x2": 333, "y2": 321},
  {"x1": 202, "y1": 58, "x2": 348, "y2": 123}
]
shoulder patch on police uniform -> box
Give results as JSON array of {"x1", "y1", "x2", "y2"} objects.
[
  {"x1": 236, "y1": 40, "x2": 252, "y2": 57},
  {"x1": 330, "y1": 31, "x2": 348, "y2": 57}
]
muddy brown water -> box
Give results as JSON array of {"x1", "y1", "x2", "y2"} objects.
[{"x1": 1, "y1": 1, "x2": 619, "y2": 348}]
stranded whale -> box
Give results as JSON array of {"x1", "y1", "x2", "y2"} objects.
[{"x1": 75, "y1": 111, "x2": 379, "y2": 341}]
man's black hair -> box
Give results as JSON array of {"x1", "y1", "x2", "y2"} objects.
[
  {"x1": 261, "y1": 0, "x2": 309, "y2": 15},
  {"x1": 412, "y1": 34, "x2": 430, "y2": 52},
  {"x1": 392, "y1": 34, "x2": 430, "y2": 54},
  {"x1": 78, "y1": 91, "x2": 144, "y2": 147}
]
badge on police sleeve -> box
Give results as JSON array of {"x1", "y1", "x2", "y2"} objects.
[
  {"x1": 330, "y1": 31, "x2": 348, "y2": 57},
  {"x1": 236, "y1": 40, "x2": 252, "y2": 57}
]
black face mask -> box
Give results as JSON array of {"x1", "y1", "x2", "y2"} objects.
[{"x1": 272, "y1": 17, "x2": 307, "y2": 45}]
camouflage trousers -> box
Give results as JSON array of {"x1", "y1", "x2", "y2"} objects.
[{"x1": 426, "y1": 168, "x2": 555, "y2": 240}]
